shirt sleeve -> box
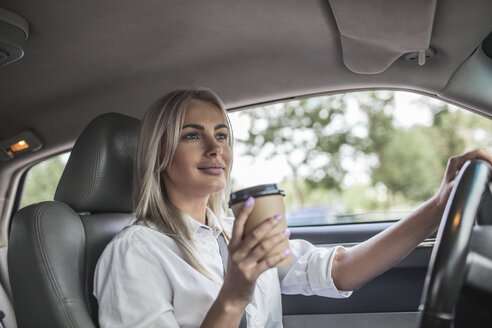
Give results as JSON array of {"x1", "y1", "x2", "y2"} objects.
[
  {"x1": 277, "y1": 239, "x2": 352, "y2": 298},
  {"x1": 94, "y1": 233, "x2": 180, "y2": 328}
]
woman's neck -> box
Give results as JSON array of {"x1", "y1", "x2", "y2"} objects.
[{"x1": 167, "y1": 193, "x2": 209, "y2": 225}]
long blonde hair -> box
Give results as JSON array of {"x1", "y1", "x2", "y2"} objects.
[{"x1": 134, "y1": 88, "x2": 233, "y2": 279}]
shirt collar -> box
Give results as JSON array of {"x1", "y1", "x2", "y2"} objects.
[{"x1": 184, "y1": 208, "x2": 223, "y2": 238}]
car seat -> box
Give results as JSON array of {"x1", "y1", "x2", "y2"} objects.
[{"x1": 8, "y1": 112, "x2": 139, "y2": 327}]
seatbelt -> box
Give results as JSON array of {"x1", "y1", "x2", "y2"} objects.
[{"x1": 217, "y1": 234, "x2": 247, "y2": 328}]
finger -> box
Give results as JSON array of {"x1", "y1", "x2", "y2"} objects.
[
  {"x1": 463, "y1": 149, "x2": 492, "y2": 165},
  {"x1": 446, "y1": 149, "x2": 492, "y2": 181},
  {"x1": 239, "y1": 214, "x2": 283, "y2": 253},
  {"x1": 444, "y1": 155, "x2": 461, "y2": 181},
  {"x1": 247, "y1": 229, "x2": 290, "y2": 264},
  {"x1": 446, "y1": 151, "x2": 478, "y2": 180},
  {"x1": 254, "y1": 247, "x2": 291, "y2": 276},
  {"x1": 231, "y1": 214, "x2": 283, "y2": 263},
  {"x1": 230, "y1": 196, "x2": 255, "y2": 248}
]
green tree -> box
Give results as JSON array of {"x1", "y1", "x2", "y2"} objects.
[
  {"x1": 237, "y1": 95, "x2": 352, "y2": 207},
  {"x1": 362, "y1": 96, "x2": 492, "y2": 205},
  {"x1": 432, "y1": 105, "x2": 492, "y2": 161},
  {"x1": 341, "y1": 184, "x2": 381, "y2": 213},
  {"x1": 377, "y1": 126, "x2": 443, "y2": 203},
  {"x1": 21, "y1": 155, "x2": 66, "y2": 207},
  {"x1": 357, "y1": 91, "x2": 396, "y2": 158},
  {"x1": 235, "y1": 91, "x2": 491, "y2": 215}
]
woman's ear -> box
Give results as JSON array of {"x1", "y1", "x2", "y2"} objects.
[{"x1": 160, "y1": 166, "x2": 169, "y2": 176}]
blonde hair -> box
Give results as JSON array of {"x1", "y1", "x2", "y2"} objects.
[{"x1": 134, "y1": 88, "x2": 233, "y2": 279}]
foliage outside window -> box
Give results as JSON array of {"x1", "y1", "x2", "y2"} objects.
[
  {"x1": 21, "y1": 153, "x2": 68, "y2": 208},
  {"x1": 228, "y1": 91, "x2": 492, "y2": 226}
]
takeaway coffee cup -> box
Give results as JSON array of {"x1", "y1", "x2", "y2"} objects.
[{"x1": 229, "y1": 184, "x2": 291, "y2": 266}]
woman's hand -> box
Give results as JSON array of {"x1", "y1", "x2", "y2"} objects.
[
  {"x1": 433, "y1": 149, "x2": 492, "y2": 214},
  {"x1": 201, "y1": 197, "x2": 289, "y2": 327},
  {"x1": 331, "y1": 149, "x2": 492, "y2": 292},
  {"x1": 220, "y1": 196, "x2": 290, "y2": 308}
]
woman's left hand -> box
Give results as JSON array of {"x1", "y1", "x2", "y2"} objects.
[
  {"x1": 332, "y1": 149, "x2": 492, "y2": 291},
  {"x1": 433, "y1": 149, "x2": 492, "y2": 214}
]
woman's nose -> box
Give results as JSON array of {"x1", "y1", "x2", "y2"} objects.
[{"x1": 206, "y1": 137, "x2": 223, "y2": 157}]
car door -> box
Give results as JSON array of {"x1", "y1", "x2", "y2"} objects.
[{"x1": 282, "y1": 223, "x2": 432, "y2": 328}]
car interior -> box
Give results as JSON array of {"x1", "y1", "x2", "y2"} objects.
[{"x1": 1, "y1": 0, "x2": 492, "y2": 327}]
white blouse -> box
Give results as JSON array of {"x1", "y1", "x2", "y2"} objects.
[{"x1": 94, "y1": 210, "x2": 351, "y2": 328}]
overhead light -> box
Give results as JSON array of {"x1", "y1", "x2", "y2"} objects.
[
  {"x1": 0, "y1": 131, "x2": 42, "y2": 161},
  {"x1": 10, "y1": 140, "x2": 29, "y2": 152}
]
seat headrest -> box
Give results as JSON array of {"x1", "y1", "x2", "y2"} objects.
[{"x1": 55, "y1": 113, "x2": 140, "y2": 213}]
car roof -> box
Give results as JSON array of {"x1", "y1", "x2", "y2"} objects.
[{"x1": 0, "y1": 0, "x2": 491, "y2": 166}]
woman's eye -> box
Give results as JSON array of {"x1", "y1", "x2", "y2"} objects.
[
  {"x1": 216, "y1": 133, "x2": 228, "y2": 140},
  {"x1": 183, "y1": 132, "x2": 200, "y2": 140}
]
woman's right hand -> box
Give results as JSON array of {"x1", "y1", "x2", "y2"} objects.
[
  {"x1": 220, "y1": 196, "x2": 290, "y2": 308},
  {"x1": 201, "y1": 197, "x2": 290, "y2": 328}
]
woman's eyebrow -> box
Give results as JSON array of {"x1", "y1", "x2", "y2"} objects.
[
  {"x1": 215, "y1": 124, "x2": 229, "y2": 130},
  {"x1": 182, "y1": 124, "x2": 204, "y2": 130},
  {"x1": 181, "y1": 123, "x2": 229, "y2": 130}
]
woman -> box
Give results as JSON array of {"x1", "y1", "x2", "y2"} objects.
[{"x1": 94, "y1": 88, "x2": 492, "y2": 328}]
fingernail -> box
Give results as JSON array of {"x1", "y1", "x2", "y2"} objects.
[
  {"x1": 274, "y1": 214, "x2": 283, "y2": 221},
  {"x1": 283, "y1": 248, "x2": 291, "y2": 256},
  {"x1": 244, "y1": 196, "x2": 254, "y2": 208},
  {"x1": 283, "y1": 229, "x2": 290, "y2": 237}
]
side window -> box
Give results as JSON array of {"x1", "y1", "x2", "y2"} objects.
[
  {"x1": 20, "y1": 153, "x2": 69, "y2": 208},
  {"x1": 228, "y1": 90, "x2": 492, "y2": 227}
]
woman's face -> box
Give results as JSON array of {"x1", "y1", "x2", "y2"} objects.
[{"x1": 162, "y1": 99, "x2": 232, "y2": 200}]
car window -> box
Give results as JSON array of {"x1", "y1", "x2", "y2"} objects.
[
  {"x1": 228, "y1": 90, "x2": 492, "y2": 227},
  {"x1": 20, "y1": 153, "x2": 69, "y2": 208}
]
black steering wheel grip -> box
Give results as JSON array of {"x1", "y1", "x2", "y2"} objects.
[{"x1": 418, "y1": 159, "x2": 492, "y2": 328}]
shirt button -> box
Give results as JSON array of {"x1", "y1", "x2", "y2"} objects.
[{"x1": 254, "y1": 313, "x2": 261, "y2": 323}]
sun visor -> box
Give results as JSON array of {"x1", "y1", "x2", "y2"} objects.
[{"x1": 328, "y1": 0, "x2": 437, "y2": 74}]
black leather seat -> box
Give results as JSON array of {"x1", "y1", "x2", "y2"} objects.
[{"x1": 8, "y1": 113, "x2": 140, "y2": 328}]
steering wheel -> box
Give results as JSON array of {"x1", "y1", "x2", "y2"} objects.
[{"x1": 418, "y1": 159, "x2": 492, "y2": 328}]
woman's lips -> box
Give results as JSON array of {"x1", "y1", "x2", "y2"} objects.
[
  {"x1": 199, "y1": 168, "x2": 224, "y2": 175},
  {"x1": 198, "y1": 162, "x2": 225, "y2": 175}
]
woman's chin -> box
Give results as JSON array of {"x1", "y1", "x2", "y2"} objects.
[{"x1": 205, "y1": 181, "x2": 227, "y2": 195}]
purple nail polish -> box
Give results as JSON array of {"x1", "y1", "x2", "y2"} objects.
[
  {"x1": 244, "y1": 196, "x2": 254, "y2": 208},
  {"x1": 283, "y1": 229, "x2": 290, "y2": 237},
  {"x1": 274, "y1": 214, "x2": 283, "y2": 221},
  {"x1": 283, "y1": 248, "x2": 291, "y2": 256}
]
